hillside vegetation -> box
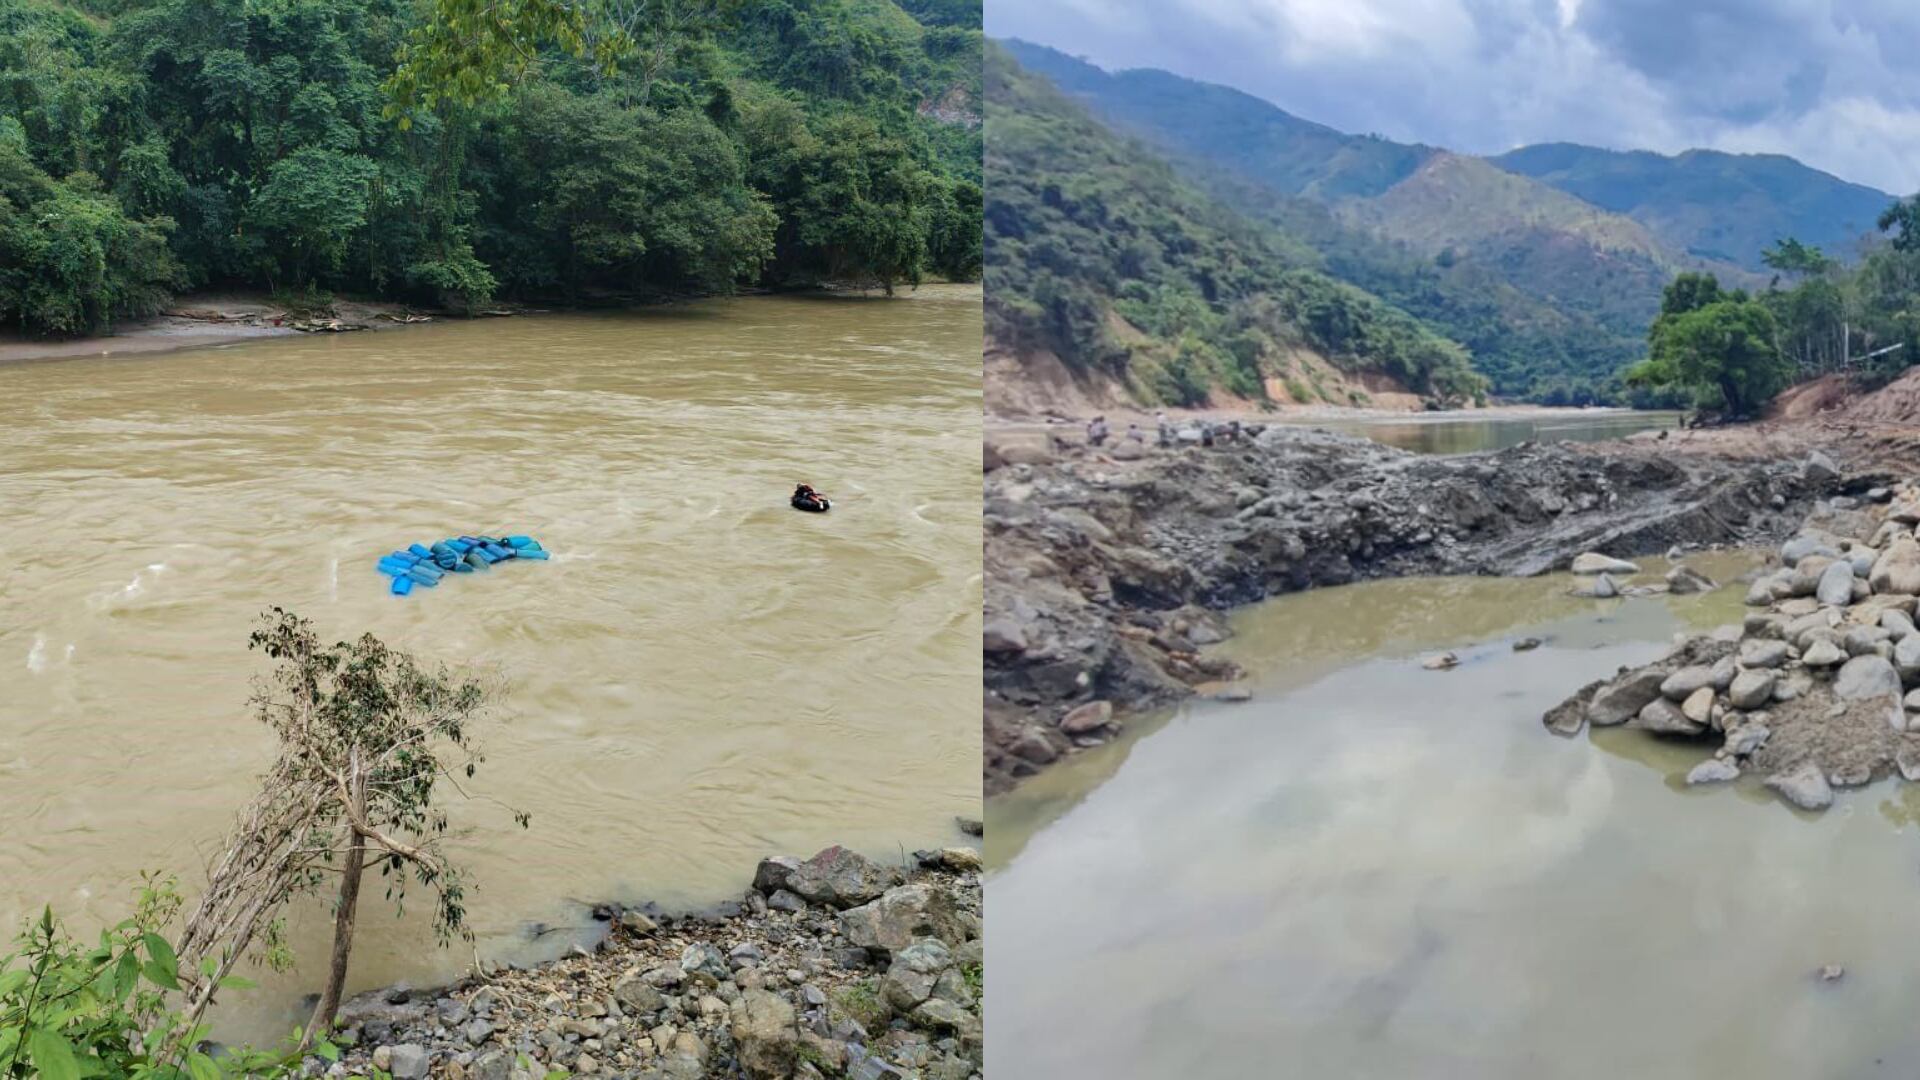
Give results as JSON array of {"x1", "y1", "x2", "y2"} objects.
[
  {"x1": 1493, "y1": 142, "x2": 1893, "y2": 272},
  {"x1": 997, "y1": 38, "x2": 1890, "y2": 405},
  {"x1": 0, "y1": 0, "x2": 983, "y2": 336},
  {"x1": 985, "y1": 43, "x2": 1486, "y2": 410}
]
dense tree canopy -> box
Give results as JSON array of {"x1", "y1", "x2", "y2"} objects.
[
  {"x1": 1627, "y1": 274, "x2": 1790, "y2": 418},
  {"x1": 0, "y1": 0, "x2": 981, "y2": 335}
]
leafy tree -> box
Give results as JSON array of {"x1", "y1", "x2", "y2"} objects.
[
  {"x1": 1628, "y1": 286, "x2": 1790, "y2": 418},
  {"x1": 1761, "y1": 237, "x2": 1833, "y2": 278}
]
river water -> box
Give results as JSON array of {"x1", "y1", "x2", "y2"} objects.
[
  {"x1": 987, "y1": 555, "x2": 1920, "y2": 1079},
  {"x1": 0, "y1": 285, "x2": 982, "y2": 1038},
  {"x1": 1283, "y1": 409, "x2": 1681, "y2": 454}
]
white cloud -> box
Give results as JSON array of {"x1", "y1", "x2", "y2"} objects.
[{"x1": 987, "y1": 0, "x2": 1920, "y2": 192}]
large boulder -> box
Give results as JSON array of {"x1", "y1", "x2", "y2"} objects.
[
  {"x1": 1738, "y1": 640, "x2": 1790, "y2": 669},
  {"x1": 1728, "y1": 669, "x2": 1776, "y2": 710},
  {"x1": 1897, "y1": 634, "x2": 1920, "y2": 683},
  {"x1": 1816, "y1": 560, "x2": 1856, "y2": 606},
  {"x1": 787, "y1": 847, "x2": 903, "y2": 910},
  {"x1": 1059, "y1": 700, "x2": 1114, "y2": 734},
  {"x1": 752, "y1": 856, "x2": 802, "y2": 894},
  {"x1": 1660, "y1": 666, "x2": 1716, "y2": 701},
  {"x1": 881, "y1": 939, "x2": 953, "y2": 1012},
  {"x1": 1836, "y1": 654, "x2": 1902, "y2": 701},
  {"x1": 1587, "y1": 668, "x2": 1668, "y2": 727},
  {"x1": 1871, "y1": 538, "x2": 1920, "y2": 596},
  {"x1": 839, "y1": 884, "x2": 972, "y2": 955},
  {"x1": 1633, "y1": 698, "x2": 1706, "y2": 736},
  {"x1": 729, "y1": 990, "x2": 799, "y2": 1079}
]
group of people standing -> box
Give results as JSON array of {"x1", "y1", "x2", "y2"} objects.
[{"x1": 1084, "y1": 412, "x2": 1244, "y2": 450}]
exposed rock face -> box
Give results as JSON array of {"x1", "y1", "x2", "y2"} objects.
[
  {"x1": 1543, "y1": 481, "x2": 1920, "y2": 813},
  {"x1": 988, "y1": 425, "x2": 1831, "y2": 794}
]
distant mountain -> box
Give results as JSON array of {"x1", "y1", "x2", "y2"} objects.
[
  {"x1": 983, "y1": 43, "x2": 1487, "y2": 413},
  {"x1": 1490, "y1": 142, "x2": 1896, "y2": 272},
  {"x1": 998, "y1": 39, "x2": 1717, "y2": 399}
]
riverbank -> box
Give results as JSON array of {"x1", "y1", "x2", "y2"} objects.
[
  {"x1": 984, "y1": 425, "x2": 1850, "y2": 794},
  {"x1": 0, "y1": 282, "x2": 972, "y2": 366},
  {"x1": 317, "y1": 842, "x2": 982, "y2": 1080}
]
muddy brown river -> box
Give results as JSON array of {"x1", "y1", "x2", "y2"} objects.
[
  {"x1": 0, "y1": 285, "x2": 981, "y2": 1039},
  {"x1": 987, "y1": 555, "x2": 1920, "y2": 1079}
]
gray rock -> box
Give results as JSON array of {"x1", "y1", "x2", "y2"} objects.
[
  {"x1": 1660, "y1": 665, "x2": 1715, "y2": 701},
  {"x1": 1896, "y1": 635, "x2": 1920, "y2": 683},
  {"x1": 471, "y1": 1050, "x2": 510, "y2": 1080},
  {"x1": 839, "y1": 884, "x2": 971, "y2": 955},
  {"x1": 1728, "y1": 669, "x2": 1776, "y2": 710},
  {"x1": 753, "y1": 856, "x2": 802, "y2": 894},
  {"x1": 729, "y1": 990, "x2": 799, "y2": 1079},
  {"x1": 767, "y1": 889, "x2": 808, "y2": 913},
  {"x1": 1765, "y1": 762, "x2": 1834, "y2": 811},
  {"x1": 1681, "y1": 686, "x2": 1715, "y2": 726},
  {"x1": 681, "y1": 943, "x2": 731, "y2": 982},
  {"x1": 1686, "y1": 759, "x2": 1740, "y2": 784},
  {"x1": 1633, "y1": 698, "x2": 1705, "y2": 736},
  {"x1": 1058, "y1": 700, "x2": 1114, "y2": 735},
  {"x1": 387, "y1": 1045, "x2": 430, "y2": 1080},
  {"x1": 786, "y1": 847, "x2": 903, "y2": 909},
  {"x1": 1739, "y1": 640, "x2": 1790, "y2": 669},
  {"x1": 1666, "y1": 564, "x2": 1716, "y2": 595},
  {"x1": 1587, "y1": 668, "x2": 1668, "y2": 727},
  {"x1": 613, "y1": 971, "x2": 665, "y2": 1016},
  {"x1": 1572, "y1": 552, "x2": 1639, "y2": 575},
  {"x1": 1802, "y1": 639, "x2": 1847, "y2": 667},
  {"x1": 881, "y1": 939, "x2": 952, "y2": 1012},
  {"x1": 1884, "y1": 610, "x2": 1917, "y2": 639},
  {"x1": 1803, "y1": 450, "x2": 1839, "y2": 484},
  {"x1": 1782, "y1": 534, "x2": 1839, "y2": 563},
  {"x1": 1816, "y1": 560, "x2": 1856, "y2": 606},
  {"x1": 1724, "y1": 723, "x2": 1770, "y2": 757},
  {"x1": 1836, "y1": 655, "x2": 1903, "y2": 701},
  {"x1": 463, "y1": 1019, "x2": 494, "y2": 1047}
]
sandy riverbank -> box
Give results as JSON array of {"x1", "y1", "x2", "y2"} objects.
[{"x1": 0, "y1": 294, "x2": 449, "y2": 366}]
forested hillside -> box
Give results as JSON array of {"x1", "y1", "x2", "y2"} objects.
[
  {"x1": 1493, "y1": 143, "x2": 1893, "y2": 273},
  {"x1": 985, "y1": 44, "x2": 1486, "y2": 409},
  {"x1": 0, "y1": 0, "x2": 983, "y2": 336},
  {"x1": 996, "y1": 38, "x2": 1889, "y2": 405}
]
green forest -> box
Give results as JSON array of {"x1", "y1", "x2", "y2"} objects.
[
  {"x1": 0, "y1": 0, "x2": 983, "y2": 336},
  {"x1": 984, "y1": 43, "x2": 1487, "y2": 408}
]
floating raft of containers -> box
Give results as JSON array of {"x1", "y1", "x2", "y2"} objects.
[{"x1": 377, "y1": 534, "x2": 548, "y2": 595}]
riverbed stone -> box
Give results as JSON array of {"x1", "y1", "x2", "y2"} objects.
[
  {"x1": 1872, "y1": 538, "x2": 1920, "y2": 595},
  {"x1": 1783, "y1": 533, "x2": 1839, "y2": 563},
  {"x1": 881, "y1": 939, "x2": 952, "y2": 1012},
  {"x1": 1660, "y1": 665, "x2": 1716, "y2": 701},
  {"x1": 1587, "y1": 668, "x2": 1669, "y2": 727},
  {"x1": 1765, "y1": 762, "x2": 1834, "y2": 811},
  {"x1": 1681, "y1": 687, "x2": 1715, "y2": 726},
  {"x1": 1687, "y1": 758, "x2": 1740, "y2": 784},
  {"x1": 1058, "y1": 700, "x2": 1114, "y2": 735},
  {"x1": 1836, "y1": 655, "x2": 1901, "y2": 700},
  {"x1": 1896, "y1": 635, "x2": 1920, "y2": 684},
  {"x1": 1572, "y1": 552, "x2": 1639, "y2": 575},
  {"x1": 839, "y1": 884, "x2": 969, "y2": 955},
  {"x1": 1739, "y1": 640, "x2": 1791, "y2": 669},
  {"x1": 786, "y1": 847, "x2": 903, "y2": 909},
  {"x1": 729, "y1": 990, "x2": 799, "y2": 1079},
  {"x1": 1816, "y1": 560, "x2": 1856, "y2": 606},
  {"x1": 387, "y1": 1045, "x2": 430, "y2": 1080},
  {"x1": 1725, "y1": 723, "x2": 1770, "y2": 757},
  {"x1": 1728, "y1": 669, "x2": 1776, "y2": 709},
  {"x1": 1634, "y1": 698, "x2": 1705, "y2": 736},
  {"x1": 1667, "y1": 564, "x2": 1717, "y2": 594},
  {"x1": 1802, "y1": 639, "x2": 1848, "y2": 667},
  {"x1": 1884, "y1": 610, "x2": 1917, "y2": 639}
]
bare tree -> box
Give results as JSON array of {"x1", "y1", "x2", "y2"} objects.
[{"x1": 167, "y1": 609, "x2": 525, "y2": 1053}]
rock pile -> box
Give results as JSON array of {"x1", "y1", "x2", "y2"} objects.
[
  {"x1": 1542, "y1": 481, "x2": 1920, "y2": 811},
  {"x1": 328, "y1": 845, "x2": 982, "y2": 1079}
]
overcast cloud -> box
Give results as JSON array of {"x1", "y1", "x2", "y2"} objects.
[{"x1": 986, "y1": 0, "x2": 1920, "y2": 194}]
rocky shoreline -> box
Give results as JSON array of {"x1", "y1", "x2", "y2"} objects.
[
  {"x1": 317, "y1": 841, "x2": 983, "y2": 1080},
  {"x1": 984, "y1": 424, "x2": 1852, "y2": 794},
  {"x1": 1544, "y1": 481, "x2": 1920, "y2": 810}
]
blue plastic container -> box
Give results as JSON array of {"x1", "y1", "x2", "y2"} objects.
[
  {"x1": 407, "y1": 567, "x2": 440, "y2": 587},
  {"x1": 506, "y1": 535, "x2": 534, "y2": 548},
  {"x1": 451, "y1": 561, "x2": 475, "y2": 573},
  {"x1": 391, "y1": 576, "x2": 414, "y2": 596},
  {"x1": 517, "y1": 549, "x2": 550, "y2": 561},
  {"x1": 464, "y1": 552, "x2": 490, "y2": 571},
  {"x1": 407, "y1": 543, "x2": 433, "y2": 559}
]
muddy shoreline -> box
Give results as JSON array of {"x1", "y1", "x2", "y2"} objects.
[{"x1": 983, "y1": 423, "x2": 1855, "y2": 795}]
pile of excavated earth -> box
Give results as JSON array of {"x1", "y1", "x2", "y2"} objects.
[
  {"x1": 1543, "y1": 479, "x2": 1920, "y2": 811},
  {"x1": 984, "y1": 423, "x2": 1844, "y2": 795},
  {"x1": 327, "y1": 844, "x2": 983, "y2": 1080}
]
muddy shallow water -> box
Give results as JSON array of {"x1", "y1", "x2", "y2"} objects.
[
  {"x1": 0, "y1": 285, "x2": 981, "y2": 1039},
  {"x1": 986, "y1": 555, "x2": 1920, "y2": 1079}
]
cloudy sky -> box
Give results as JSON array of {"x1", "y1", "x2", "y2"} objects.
[{"x1": 985, "y1": 0, "x2": 1920, "y2": 195}]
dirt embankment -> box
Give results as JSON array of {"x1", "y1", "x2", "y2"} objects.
[{"x1": 983, "y1": 425, "x2": 1848, "y2": 795}]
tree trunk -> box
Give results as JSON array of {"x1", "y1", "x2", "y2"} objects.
[{"x1": 304, "y1": 751, "x2": 368, "y2": 1049}]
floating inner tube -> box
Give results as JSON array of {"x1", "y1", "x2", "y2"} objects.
[{"x1": 792, "y1": 496, "x2": 830, "y2": 512}]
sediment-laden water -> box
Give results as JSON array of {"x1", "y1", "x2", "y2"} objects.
[
  {"x1": 0, "y1": 285, "x2": 982, "y2": 1038},
  {"x1": 987, "y1": 555, "x2": 1920, "y2": 1079}
]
